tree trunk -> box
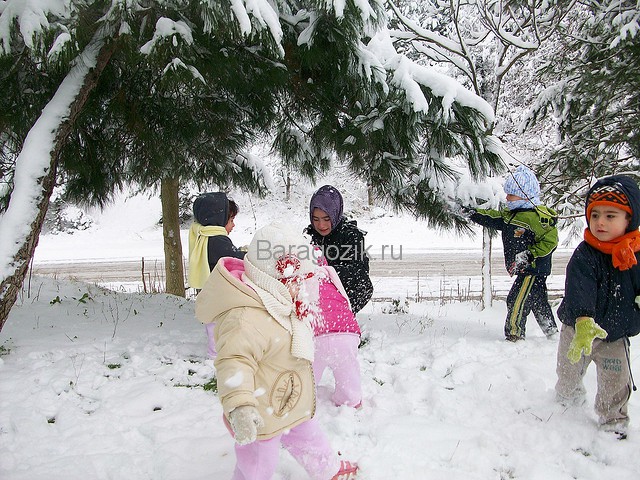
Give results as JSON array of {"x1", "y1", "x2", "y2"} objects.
[
  {"x1": 285, "y1": 169, "x2": 291, "y2": 201},
  {"x1": 161, "y1": 177, "x2": 186, "y2": 297},
  {"x1": 0, "y1": 160, "x2": 58, "y2": 329},
  {"x1": 0, "y1": 39, "x2": 118, "y2": 332},
  {"x1": 481, "y1": 227, "x2": 493, "y2": 309}
]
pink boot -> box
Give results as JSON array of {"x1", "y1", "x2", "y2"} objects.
[{"x1": 331, "y1": 460, "x2": 358, "y2": 480}]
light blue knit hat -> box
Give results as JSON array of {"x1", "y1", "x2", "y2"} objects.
[{"x1": 503, "y1": 165, "x2": 541, "y2": 208}]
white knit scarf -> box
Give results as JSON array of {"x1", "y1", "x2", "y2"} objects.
[{"x1": 242, "y1": 257, "x2": 315, "y2": 362}]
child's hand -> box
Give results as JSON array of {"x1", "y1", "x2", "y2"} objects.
[
  {"x1": 508, "y1": 250, "x2": 532, "y2": 275},
  {"x1": 567, "y1": 317, "x2": 608, "y2": 364},
  {"x1": 448, "y1": 202, "x2": 475, "y2": 220},
  {"x1": 229, "y1": 405, "x2": 264, "y2": 445},
  {"x1": 283, "y1": 274, "x2": 320, "y2": 322},
  {"x1": 283, "y1": 278, "x2": 301, "y2": 299},
  {"x1": 460, "y1": 205, "x2": 476, "y2": 216}
]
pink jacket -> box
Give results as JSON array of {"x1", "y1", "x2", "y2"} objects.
[{"x1": 313, "y1": 265, "x2": 361, "y2": 336}]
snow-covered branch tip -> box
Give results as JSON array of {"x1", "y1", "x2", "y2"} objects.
[{"x1": 0, "y1": 0, "x2": 74, "y2": 55}]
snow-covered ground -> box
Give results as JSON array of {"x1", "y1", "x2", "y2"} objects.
[{"x1": 2, "y1": 184, "x2": 638, "y2": 479}]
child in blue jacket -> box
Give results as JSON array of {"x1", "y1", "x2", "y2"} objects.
[
  {"x1": 467, "y1": 165, "x2": 559, "y2": 341},
  {"x1": 555, "y1": 175, "x2": 640, "y2": 439}
]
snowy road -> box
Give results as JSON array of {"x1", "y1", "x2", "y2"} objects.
[
  {"x1": 30, "y1": 251, "x2": 572, "y2": 300},
  {"x1": 368, "y1": 250, "x2": 571, "y2": 277}
]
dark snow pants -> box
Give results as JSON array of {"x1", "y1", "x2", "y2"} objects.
[{"x1": 505, "y1": 274, "x2": 557, "y2": 339}]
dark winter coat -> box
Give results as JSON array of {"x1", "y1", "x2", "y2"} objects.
[
  {"x1": 193, "y1": 192, "x2": 245, "y2": 271},
  {"x1": 470, "y1": 205, "x2": 558, "y2": 276},
  {"x1": 306, "y1": 219, "x2": 373, "y2": 313},
  {"x1": 558, "y1": 242, "x2": 640, "y2": 341},
  {"x1": 558, "y1": 175, "x2": 640, "y2": 342}
]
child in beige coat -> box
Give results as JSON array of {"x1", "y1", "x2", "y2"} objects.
[{"x1": 195, "y1": 222, "x2": 357, "y2": 480}]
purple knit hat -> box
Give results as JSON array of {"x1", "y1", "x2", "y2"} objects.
[{"x1": 309, "y1": 185, "x2": 344, "y2": 228}]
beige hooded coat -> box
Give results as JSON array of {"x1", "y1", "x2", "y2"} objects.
[{"x1": 195, "y1": 257, "x2": 316, "y2": 440}]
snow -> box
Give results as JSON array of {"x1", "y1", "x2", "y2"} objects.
[
  {"x1": 2, "y1": 187, "x2": 639, "y2": 480},
  {"x1": 0, "y1": 0, "x2": 69, "y2": 53},
  {"x1": 140, "y1": 18, "x2": 194, "y2": 55},
  {"x1": 367, "y1": 31, "x2": 495, "y2": 125},
  {"x1": 229, "y1": 0, "x2": 283, "y2": 55}
]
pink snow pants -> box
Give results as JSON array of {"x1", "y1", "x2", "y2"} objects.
[
  {"x1": 313, "y1": 333, "x2": 362, "y2": 407},
  {"x1": 231, "y1": 418, "x2": 339, "y2": 480},
  {"x1": 205, "y1": 323, "x2": 216, "y2": 358}
]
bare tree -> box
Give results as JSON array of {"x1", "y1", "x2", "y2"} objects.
[{"x1": 387, "y1": 0, "x2": 574, "y2": 307}]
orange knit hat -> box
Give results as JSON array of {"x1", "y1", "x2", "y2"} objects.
[{"x1": 586, "y1": 183, "x2": 632, "y2": 219}]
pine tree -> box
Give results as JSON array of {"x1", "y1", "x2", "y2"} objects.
[
  {"x1": 0, "y1": 0, "x2": 503, "y2": 330},
  {"x1": 58, "y1": 8, "x2": 286, "y2": 296}
]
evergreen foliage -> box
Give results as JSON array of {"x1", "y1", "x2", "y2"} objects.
[
  {"x1": 0, "y1": 0, "x2": 506, "y2": 308},
  {"x1": 269, "y1": 4, "x2": 504, "y2": 224},
  {"x1": 522, "y1": 1, "x2": 640, "y2": 225},
  {"x1": 59, "y1": 20, "x2": 283, "y2": 206},
  {"x1": 1, "y1": 0, "x2": 503, "y2": 225},
  {"x1": 70, "y1": 1, "x2": 502, "y2": 228},
  {"x1": 0, "y1": 33, "x2": 72, "y2": 210}
]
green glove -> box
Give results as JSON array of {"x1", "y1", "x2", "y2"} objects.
[{"x1": 567, "y1": 317, "x2": 608, "y2": 364}]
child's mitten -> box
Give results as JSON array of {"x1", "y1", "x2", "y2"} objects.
[
  {"x1": 449, "y1": 203, "x2": 475, "y2": 220},
  {"x1": 567, "y1": 317, "x2": 608, "y2": 364},
  {"x1": 508, "y1": 250, "x2": 532, "y2": 276},
  {"x1": 228, "y1": 405, "x2": 264, "y2": 445}
]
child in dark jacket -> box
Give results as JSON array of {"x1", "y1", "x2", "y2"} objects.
[
  {"x1": 189, "y1": 192, "x2": 245, "y2": 286},
  {"x1": 555, "y1": 175, "x2": 640, "y2": 439},
  {"x1": 467, "y1": 165, "x2": 559, "y2": 341},
  {"x1": 188, "y1": 192, "x2": 245, "y2": 358},
  {"x1": 305, "y1": 185, "x2": 373, "y2": 313}
]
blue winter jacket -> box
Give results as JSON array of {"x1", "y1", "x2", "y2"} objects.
[
  {"x1": 558, "y1": 242, "x2": 640, "y2": 341},
  {"x1": 558, "y1": 174, "x2": 640, "y2": 341}
]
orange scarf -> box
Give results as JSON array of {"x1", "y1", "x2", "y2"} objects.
[{"x1": 584, "y1": 228, "x2": 640, "y2": 271}]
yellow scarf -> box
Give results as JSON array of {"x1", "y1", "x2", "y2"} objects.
[
  {"x1": 584, "y1": 228, "x2": 640, "y2": 271},
  {"x1": 188, "y1": 223, "x2": 228, "y2": 288}
]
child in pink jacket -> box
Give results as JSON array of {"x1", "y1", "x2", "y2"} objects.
[{"x1": 311, "y1": 254, "x2": 362, "y2": 408}]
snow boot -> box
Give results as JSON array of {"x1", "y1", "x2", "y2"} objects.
[{"x1": 331, "y1": 460, "x2": 358, "y2": 480}]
